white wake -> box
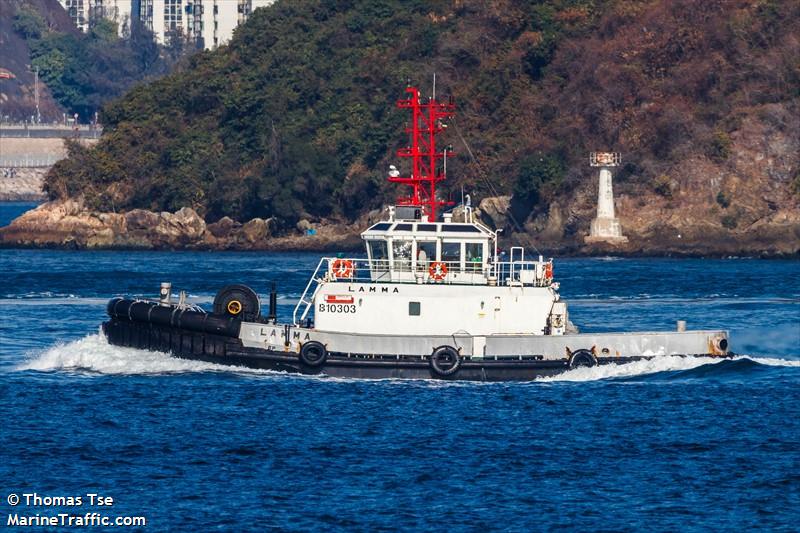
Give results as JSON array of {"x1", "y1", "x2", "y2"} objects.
[
  {"x1": 16, "y1": 334, "x2": 800, "y2": 381},
  {"x1": 18, "y1": 333, "x2": 239, "y2": 375},
  {"x1": 537, "y1": 354, "x2": 800, "y2": 382},
  {"x1": 737, "y1": 356, "x2": 800, "y2": 368}
]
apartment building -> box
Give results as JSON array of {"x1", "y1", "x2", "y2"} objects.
[
  {"x1": 58, "y1": 0, "x2": 274, "y2": 48},
  {"x1": 60, "y1": 0, "x2": 133, "y2": 33}
]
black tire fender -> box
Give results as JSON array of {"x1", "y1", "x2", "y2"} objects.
[
  {"x1": 429, "y1": 345, "x2": 462, "y2": 377},
  {"x1": 569, "y1": 348, "x2": 597, "y2": 368},
  {"x1": 213, "y1": 284, "x2": 261, "y2": 321},
  {"x1": 299, "y1": 340, "x2": 327, "y2": 367}
]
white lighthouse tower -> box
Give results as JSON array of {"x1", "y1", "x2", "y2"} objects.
[{"x1": 585, "y1": 152, "x2": 628, "y2": 244}]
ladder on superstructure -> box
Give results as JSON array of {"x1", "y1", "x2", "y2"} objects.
[{"x1": 292, "y1": 258, "x2": 326, "y2": 326}]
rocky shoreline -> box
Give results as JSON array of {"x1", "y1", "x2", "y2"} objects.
[
  {"x1": 0, "y1": 199, "x2": 363, "y2": 252},
  {"x1": 0, "y1": 198, "x2": 798, "y2": 257}
]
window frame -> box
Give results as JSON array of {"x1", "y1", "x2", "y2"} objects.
[{"x1": 440, "y1": 240, "x2": 463, "y2": 272}]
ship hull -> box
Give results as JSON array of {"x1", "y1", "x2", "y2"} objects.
[{"x1": 102, "y1": 318, "x2": 730, "y2": 381}]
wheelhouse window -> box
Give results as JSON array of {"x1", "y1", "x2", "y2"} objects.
[
  {"x1": 465, "y1": 242, "x2": 483, "y2": 272},
  {"x1": 392, "y1": 240, "x2": 413, "y2": 271},
  {"x1": 416, "y1": 241, "x2": 436, "y2": 269},
  {"x1": 368, "y1": 240, "x2": 388, "y2": 270},
  {"x1": 441, "y1": 241, "x2": 461, "y2": 271}
]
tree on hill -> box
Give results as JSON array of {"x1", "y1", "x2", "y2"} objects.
[
  {"x1": 12, "y1": 4, "x2": 46, "y2": 39},
  {"x1": 43, "y1": 0, "x2": 800, "y2": 232}
]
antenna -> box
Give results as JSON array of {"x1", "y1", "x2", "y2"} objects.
[
  {"x1": 432, "y1": 72, "x2": 436, "y2": 100},
  {"x1": 389, "y1": 85, "x2": 456, "y2": 221}
]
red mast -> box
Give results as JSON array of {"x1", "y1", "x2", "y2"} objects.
[{"x1": 389, "y1": 86, "x2": 455, "y2": 221}]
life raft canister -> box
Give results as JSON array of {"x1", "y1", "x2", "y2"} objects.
[
  {"x1": 429, "y1": 261, "x2": 448, "y2": 281},
  {"x1": 331, "y1": 259, "x2": 354, "y2": 279}
]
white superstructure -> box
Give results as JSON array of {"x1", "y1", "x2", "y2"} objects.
[{"x1": 294, "y1": 208, "x2": 568, "y2": 339}]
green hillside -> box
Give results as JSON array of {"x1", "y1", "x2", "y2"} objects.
[{"x1": 44, "y1": 0, "x2": 799, "y2": 231}]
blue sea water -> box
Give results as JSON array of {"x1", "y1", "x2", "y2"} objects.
[
  {"x1": 1, "y1": 203, "x2": 799, "y2": 530},
  {"x1": 0, "y1": 201, "x2": 40, "y2": 227}
]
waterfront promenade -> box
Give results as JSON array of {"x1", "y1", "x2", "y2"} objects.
[{"x1": 0, "y1": 123, "x2": 101, "y2": 199}]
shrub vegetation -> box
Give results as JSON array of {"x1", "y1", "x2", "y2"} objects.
[{"x1": 41, "y1": 0, "x2": 800, "y2": 230}]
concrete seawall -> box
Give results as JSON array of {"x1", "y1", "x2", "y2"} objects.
[
  {"x1": 0, "y1": 136, "x2": 98, "y2": 200},
  {"x1": 0, "y1": 168, "x2": 48, "y2": 201}
]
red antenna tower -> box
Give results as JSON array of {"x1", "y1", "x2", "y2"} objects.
[{"x1": 389, "y1": 85, "x2": 455, "y2": 221}]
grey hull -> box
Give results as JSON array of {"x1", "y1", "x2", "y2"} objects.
[{"x1": 102, "y1": 318, "x2": 730, "y2": 381}]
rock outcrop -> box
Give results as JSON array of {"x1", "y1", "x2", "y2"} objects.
[
  {"x1": 1, "y1": 183, "x2": 797, "y2": 256},
  {"x1": 0, "y1": 198, "x2": 361, "y2": 251},
  {"x1": 478, "y1": 196, "x2": 511, "y2": 230}
]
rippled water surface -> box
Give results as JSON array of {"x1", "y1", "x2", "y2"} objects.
[
  {"x1": 0, "y1": 201, "x2": 39, "y2": 227},
  {"x1": 1, "y1": 231, "x2": 799, "y2": 529}
]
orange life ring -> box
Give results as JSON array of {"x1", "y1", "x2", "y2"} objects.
[
  {"x1": 544, "y1": 262, "x2": 553, "y2": 280},
  {"x1": 331, "y1": 259, "x2": 354, "y2": 279},
  {"x1": 429, "y1": 261, "x2": 448, "y2": 281}
]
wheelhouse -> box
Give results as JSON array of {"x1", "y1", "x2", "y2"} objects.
[{"x1": 361, "y1": 213, "x2": 494, "y2": 284}]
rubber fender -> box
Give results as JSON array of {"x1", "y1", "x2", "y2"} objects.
[
  {"x1": 299, "y1": 341, "x2": 327, "y2": 367},
  {"x1": 568, "y1": 349, "x2": 597, "y2": 368},
  {"x1": 213, "y1": 284, "x2": 261, "y2": 321},
  {"x1": 106, "y1": 297, "x2": 125, "y2": 317},
  {"x1": 106, "y1": 298, "x2": 241, "y2": 338},
  {"x1": 176, "y1": 309, "x2": 241, "y2": 338},
  {"x1": 429, "y1": 345, "x2": 462, "y2": 377}
]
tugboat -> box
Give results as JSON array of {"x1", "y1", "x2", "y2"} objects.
[{"x1": 102, "y1": 85, "x2": 730, "y2": 380}]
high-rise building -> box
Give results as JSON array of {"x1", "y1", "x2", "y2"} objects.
[
  {"x1": 59, "y1": 0, "x2": 132, "y2": 35},
  {"x1": 58, "y1": 0, "x2": 274, "y2": 49}
]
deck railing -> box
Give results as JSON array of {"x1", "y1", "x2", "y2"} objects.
[
  {"x1": 492, "y1": 259, "x2": 552, "y2": 287},
  {"x1": 292, "y1": 256, "x2": 554, "y2": 325},
  {"x1": 310, "y1": 257, "x2": 553, "y2": 287}
]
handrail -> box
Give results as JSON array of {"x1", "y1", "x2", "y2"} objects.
[
  {"x1": 292, "y1": 258, "x2": 326, "y2": 325},
  {"x1": 1, "y1": 157, "x2": 63, "y2": 168},
  {"x1": 302, "y1": 256, "x2": 554, "y2": 288}
]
